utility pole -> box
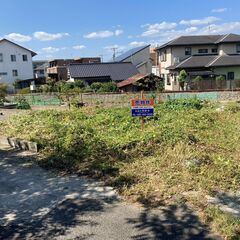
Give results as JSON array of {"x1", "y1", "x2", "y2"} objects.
[
  {"x1": 99, "y1": 54, "x2": 104, "y2": 62},
  {"x1": 111, "y1": 47, "x2": 118, "y2": 62}
]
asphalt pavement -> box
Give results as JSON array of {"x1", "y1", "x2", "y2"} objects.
[{"x1": 0, "y1": 146, "x2": 219, "y2": 240}]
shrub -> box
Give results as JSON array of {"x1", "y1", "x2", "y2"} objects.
[
  {"x1": 90, "y1": 82, "x2": 118, "y2": 92},
  {"x1": 90, "y1": 82, "x2": 103, "y2": 92},
  {"x1": 18, "y1": 87, "x2": 31, "y2": 95},
  {"x1": 216, "y1": 75, "x2": 225, "y2": 81},
  {"x1": 164, "y1": 97, "x2": 204, "y2": 110},
  {"x1": 74, "y1": 80, "x2": 85, "y2": 89},
  {"x1": 0, "y1": 83, "x2": 7, "y2": 103},
  {"x1": 15, "y1": 96, "x2": 31, "y2": 109}
]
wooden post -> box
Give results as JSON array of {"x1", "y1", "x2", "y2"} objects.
[{"x1": 141, "y1": 91, "x2": 144, "y2": 131}]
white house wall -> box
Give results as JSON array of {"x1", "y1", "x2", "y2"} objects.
[{"x1": 0, "y1": 41, "x2": 34, "y2": 86}]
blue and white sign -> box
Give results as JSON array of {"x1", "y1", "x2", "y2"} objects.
[
  {"x1": 131, "y1": 99, "x2": 154, "y2": 117},
  {"x1": 132, "y1": 108, "x2": 154, "y2": 117}
]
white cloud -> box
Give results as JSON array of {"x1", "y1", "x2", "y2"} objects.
[
  {"x1": 42, "y1": 47, "x2": 61, "y2": 53},
  {"x1": 73, "y1": 45, "x2": 86, "y2": 50},
  {"x1": 84, "y1": 31, "x2": 114, "y2": 39},
  {"x1": 142, "y1": 21, "x2": 177, "y2": 37},
  {"x1": 212, "y1": 8, "x2": 228, "y2": 13},
  {"x1": 34, "y1": 32, "x2": 69, "y2": 41},
  {"x1": 180, "y1": 16, "x2": 220, "y2": 26},
  {"x1": 197, "y1": 22, "x2": 240, "y2": 35},
  {"x1": 129, "y1": 41, "x2": 146, "y2": 47},
  {"x1": 4, "y1": 33, "x2": 32, "y2": 42},
  {"x1": 84, "y1": 29, "x2": 123, "y2": 39},
  {"x1": 185, "y1": 27, "x2": 198, "y2": 33},
  {"x1": 115, "y1": 29, "x2": 124, "y2": 36}
]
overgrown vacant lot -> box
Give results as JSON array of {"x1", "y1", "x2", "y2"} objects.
[{"x1": 1, "y1": 99, "x2": 240, "y2": 238}]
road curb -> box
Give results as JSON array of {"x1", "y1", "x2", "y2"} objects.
[{"x1": 0, "y1": 137, "x2": 38, "y2": 153}]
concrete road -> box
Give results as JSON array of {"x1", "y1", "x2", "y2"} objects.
[{"x1": 0, "y1": 146, "x2": 218, "y2": 240}]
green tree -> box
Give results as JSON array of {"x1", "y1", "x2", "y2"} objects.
[
  {"x1": 74, "y1": 80, "x2": 85, "y2": 89},
  {"x1": 135, "y1": 74, "x2": 163, "y2": 91},
  {"x1": 193, "y1": 76, "x2": 203, "y2": 90},
  {"x1": 178, "y1": 70, "x2": 188, "y2": 91}
]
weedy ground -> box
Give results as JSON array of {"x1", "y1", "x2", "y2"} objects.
[{"x1": 1, "y1": 98, "x2": 240, "y2": 238}]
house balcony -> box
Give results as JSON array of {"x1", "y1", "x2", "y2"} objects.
[{"x1": 47, "y1": 66, "x2": 67, "y2": 74}]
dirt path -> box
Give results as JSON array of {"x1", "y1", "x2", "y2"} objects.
[{"x1": 0, "y1": 147, "x2": 219, "y2": 240}]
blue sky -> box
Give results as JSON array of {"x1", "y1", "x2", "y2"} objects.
[{"x1": 1, "y1": 0, "x2": 240, "y2": 60}]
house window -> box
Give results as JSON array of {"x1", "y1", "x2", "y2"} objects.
[
  {"x1": 0, "y1": 53, "x2": 3, "y2": 62},
  {"x1": 0, "y1": 72, "x2": 7, "y2": 76},
  {"x1": 23, "y1": 55, "x2": 28, "y2": 61},
  {"x1": 167, "y1": 74, "x2": 171, "y2": 85},
  {"x1": 212, "y1": 48, "x2": 218, "y2": 54},
  {"x1": 185, "y1": 47, "x2": 192, "y2": 56},
  {"x1": 237, "y1": 44, "x2": 240, "y2": 53},
  {"x1": 12, "y1": 69, "x2": 18, "y2": 77},
  {"x1": 227, "y1": 72, "x2": 235, "y2": 80},
  {"x1": 11, "y1": 55, "x2": 16, "y2": 62},
  {"x1": 160, "y1": 50, "x2": 167, "y2": 62},
  {"x1": 198, "y1": 49, "x2": 208, "y2": 54}
]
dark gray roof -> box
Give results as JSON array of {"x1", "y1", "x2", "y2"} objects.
[
  {"x1": 169, "y1": 55, "x2": 216, "y2": 69},
  {"x1": 156, "y1": 34, "x2": 240, "y2": 50},
  {"x1": 167, "y1": 54, "x2": 240, "y2": 70},
  {"x1": 215, "y1": 33, "x2": 240, "y2": 43},
  {"x1": 209, "y1": 55, "x2": 240, "y2": 67},
  {"x1": 115, "y1": 45, "x2": 150, "y2": 62},
  {"x1": 69, "y1": 62, "x2": 139, "y2": 81}
]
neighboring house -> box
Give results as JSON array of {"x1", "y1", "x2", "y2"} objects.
[
  {"x1": 150, "y1": 48, "x2": 160, "y2": 76},
  {"x1": 117, "y1": 73, "x2": 162, "y2": 92},
  {"x1": 68, "y1": 62, "x2": 139, "y2": 84},
  {"x1": 47, "y1": 57, "x2": 101, "y2": 81},
  {"x1": 155, "y1": 33, "x2": 240, "y2": 91},
  {"x1": 0, "y1": 38, "x2": 36, "y2": 86},
  {"x1": 33, "y1": 60, "x2": 49, "y2": 79},
  {"x1": 115, "y1": 45, "x2": 152, "y2": 74}
]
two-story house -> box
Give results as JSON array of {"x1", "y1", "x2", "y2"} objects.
[
  {"x1": 47, "y1": 57, "x2": 101, "y2": 81},
  {"x1": 0, "y1": 39, "x2": 37, "y2": 86},
  {"x1": 155, "y1": 33, "x2": 240, "y2": 91}
]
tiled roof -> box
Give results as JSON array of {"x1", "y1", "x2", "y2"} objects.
[
  {"x1": 208, "y1": 55, "x2": 240, "y2": 67},
  {"x1": 156, "y1": 34, "x2": 240, "y2": 50},
  {"x1": 215, "y1": 33, "x2": 240, "y2": 43},
  {"x1": 68, "y1": 62, "x2": 139, "y2": 81},
  {"x1": 167, "y1": 54, "x2": 240, "y2": 69},
  {"x1": 117, "y1": 74, "x2": 149, "y2": 87},
  {"x1": 115, "y1": 45, "x2": 150, "y2": 62}
]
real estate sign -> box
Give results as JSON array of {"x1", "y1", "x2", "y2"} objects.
[{"x1": 131, "y1": 99, "x2": 154, "y2": 117}]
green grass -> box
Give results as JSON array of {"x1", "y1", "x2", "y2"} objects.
[{"x1": 1, "y1": 99, "x2": 240, "y2": 237}]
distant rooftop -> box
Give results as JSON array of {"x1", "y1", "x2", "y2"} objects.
[
  {"x1": 115, "y1": 45, "x2": 150, "y2": 62},
  {"x1": 69, "y1": 62, "x2": 139, "y2": 81},
  {"x1": 156, "y1": 34, "x2": 240, "y2": 50}
]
